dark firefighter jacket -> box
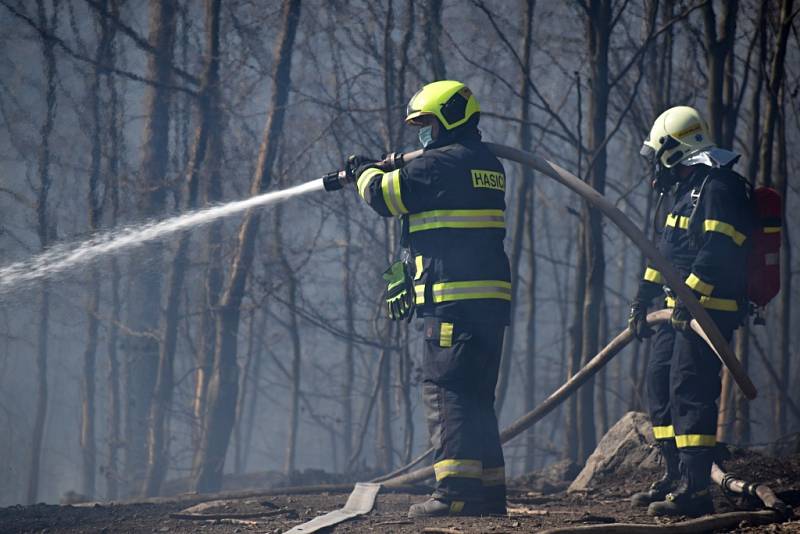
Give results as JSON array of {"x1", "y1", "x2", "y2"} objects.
[
  {"x1": 356, "y1": 129, "x2": 512, "y2": 325},
  {"x1": 637, "y1": 164, "x2": 752, "y2": 314}
]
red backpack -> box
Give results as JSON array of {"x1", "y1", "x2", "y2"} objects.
[{"x1": 747, "y1": 186, "x2": 782, "y2": 310}]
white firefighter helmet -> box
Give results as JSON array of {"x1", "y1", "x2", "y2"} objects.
[{"x1": 641, "y1": 106, "x2": 714, "y2": 168}]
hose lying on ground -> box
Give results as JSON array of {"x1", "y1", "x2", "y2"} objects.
[
  {"x1": 381, "y1": 310, "x2": 673, "y2": 487},
  {"x1": 534, "y1": 465, "x2": 792, "y2": 533},
  {"x1": 711, "y1": 463, "x2": 791, "y2": 516},
  {"x1": 535, "y1": 510, "x2": 785, "y2": 534}
]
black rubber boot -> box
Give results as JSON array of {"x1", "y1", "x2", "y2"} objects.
[
  {"x1": 648, "y1": 448, "x2": 714, "y2": 517},
  {"x1": 647, "y1": 483, "x2": 714, "y2": 517},
  {"x1": 631, "y1": 440, "x2": 680, "y2": 507},
  {"x1": 408, "y1": 497, "x2": 482, "y2": 518}
]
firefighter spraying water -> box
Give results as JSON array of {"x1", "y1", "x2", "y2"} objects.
[
  {"x1": 348, "y1": 81, "x2": 512, "y2": 518},
  {"x1": 0, "y1": 73, "x2": 777, "y2": 528}
]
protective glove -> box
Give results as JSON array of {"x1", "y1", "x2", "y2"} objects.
[
  {"x1": 382, "y1": 260, "x2": 414, "y2": 321},
  {"x1": 670, "y1": 303, "x2": 692, "y2": 332},
  {"x1": 628, "y1": 300, "x2": 654, "y2": 340},
  {"x1": 345, "y1": 154, "x2": 379, "y2": 184}
]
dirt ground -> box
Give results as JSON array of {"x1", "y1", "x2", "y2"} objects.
[{"x1": 2, "y1": 451, "x2": 799, "y2": 534}]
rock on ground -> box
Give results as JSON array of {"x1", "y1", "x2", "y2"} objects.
[{"x1": 568, "y1": 411, "x2": 660, "y2": 493}]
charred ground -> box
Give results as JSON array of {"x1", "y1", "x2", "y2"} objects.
[{"x1": 2, "y1": 448, "x2": 799, "y2": 534}]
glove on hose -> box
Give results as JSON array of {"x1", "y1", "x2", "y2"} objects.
[
  {"x1": 628, "y1": 300, "x2": 654, "y2": 340},
  {"x1": 670, "y1": 303, "x2": 692, "y2": 332},
  {"x1": 346, "y1": 154, "x2": 379, "y2": 183}
]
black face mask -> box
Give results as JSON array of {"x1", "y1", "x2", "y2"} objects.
[
  {"x1": 641, "y1": 136, "x2": 683, "y2": 193},
  {"x1": 652, "y1": 165, "x2": 680, "y2": 193}
]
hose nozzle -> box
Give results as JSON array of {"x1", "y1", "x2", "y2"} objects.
[
  {"x1": 322, "y1": 170, "x2": 349, "y2": 192},
  {"x1": 322, "y1": 152, "x2": 406, "y2": 193}
]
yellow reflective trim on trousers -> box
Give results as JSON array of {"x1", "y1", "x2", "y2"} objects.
[
  {"x1": 450, "y1": 501, "x2": 464, "y2": 513},
  {"x1": 482, "y1": 466, "x2": 506, "y2": 486},
  {"x1": 644, "y1": 267, "x2": 664, "y2": 284},
  {"x1": 414, "y1": 284, "x2": 425, "y2": 305},
  {"x1": 408, "y1": 209, "x2": 505, "y2": 233},
  {"x1": 381, "y1": 169, "x2": 407, "y2": 216},
  {"x1": 652, "y1": 425, "x2": 675, "y2": 440},
  {"x1": 357, "y1": 167, "x2": 384, "y2": 200},
  {"x1": 686, "y1": 273, "x2": 714, "y2": 296},
  {"x1": 434, "y1": 459, "x2": 483, "y2": 481},
  {"x1": 703, "y1": 219, "x2": 746, "y2": 246},
  {"x1": 440, "y1": 322, "x2": 453, "y2": 348},
  {"x1": 431, "y1": 280, "x2": 512, "y2": 303},
  {"x1": 675, "y1": 434, "x2": 716, "y2": 448},
  {"x1": 666, "y1": 295, "x2": 737, "y2": 312},
  {"x1": 666, "y1": 214, "x2": 690, "y2": 229},
  {"x1": 414, "y1": 255, "x2": 424, "y2": 280},
  {"x1": 764, "y1": 226, "x2": 781, "y2": 234}
]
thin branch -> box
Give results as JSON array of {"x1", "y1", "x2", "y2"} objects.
[
  {"x1": 84, "y1": 0, "x2": 200, "y2": 85},
  {"x1": 0, "y1": 0, "x2": 198, "y2": 97}
]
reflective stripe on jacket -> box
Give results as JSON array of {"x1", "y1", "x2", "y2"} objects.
[
  {"x1": 357, "y1": 131, "x2": 511, "y2": 324},
  {"x1": 637, "y1": 166, "x2": 751, "y2": 313}
]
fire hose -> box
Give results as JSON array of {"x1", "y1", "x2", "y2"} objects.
[
  {"x1": 378, "y1": 310, "x2": 675, "y2": 487},
  {"x1": 279, "y1": 311, "x2": 788, "y2": 534},
  {"x1": 323, "y1": 144, "x2": 757, "y2": 402},
  {"x1": 535, "y1": 465, "x2": 791, "y2": 533}
]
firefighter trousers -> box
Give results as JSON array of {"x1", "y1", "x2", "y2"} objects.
[
  {"x1": 421, "y1": 317, "x2": 506, "y2": 505},
  {"x1": 645, "y1": 314, "x2": 737, "y2": 486}
]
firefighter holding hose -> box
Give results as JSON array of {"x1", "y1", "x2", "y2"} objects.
[
  {"x1": 348, "y1": 81, "x2": 511, "y2": 517},
  {"x1": 628, "y1": 106, "x2": 752, "y2": 517}
]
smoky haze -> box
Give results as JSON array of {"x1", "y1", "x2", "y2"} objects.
[{"x1": 0, "y1": 0, "x2": 797, "y2": 507}]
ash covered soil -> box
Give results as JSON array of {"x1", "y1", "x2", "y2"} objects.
[{"x1": 2, "y1": 451, "x2": 799, "y2": 534}]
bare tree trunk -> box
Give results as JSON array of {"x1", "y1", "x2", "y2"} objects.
[
  {"x1": 81, "y1": 210, "x2": 100, "y2": 503},
  {"x1": 517, "y1": 0, "x2": 537, "y2": 472},
  {"x1": 423, "y1": 0, "x2": 446, "y2": 79},
  {"x1": 234, "y1": 309, "x2": 256, "y2": 476},
  {"x1": 107, "y1": 261, "x2": 122, "y2": 500},
  {"x1": 377, "y1": 337, "x2": 394, "y2": 473},
  {"x1": 758, "y1": 0, "x2": 794, "y2": 439},
  {"x1": 274, "y1": 207, "x2": 304, "y2": 478},
  {"x1": 629, "y1": 0, "x2": 670, "y2": 414},
  {"x1": 732, "y1": 327, "x2": 750, "y2": 444},
  {"x1": 731, "y1": 3, "x2": 767, "y2": 448},
  {"x1": 143, "y1": 0, "x2": 220, "y2": 498},
  {"x1": 703, "y1": 0, "x2": 738, "y2": 146},
  {"x1": 596, "y1": 299, "x2": 609, "y2": 437},
  {"x1": 399, "y1": 327, "x2": 414, "y2": 465},
  {"x1": 342, "y1": 211, "x2": 355, "y2": 468},
  {"x1": 775, "y1": 88, "x2": 791, "y2": 439},
  {"x1": 80, "y1": 0, "x2": 116, "y2": 498},
  {"x1": 577, "y1": 0, "x2": 611, "y2": 461},
  {"x1": 242, "y1": 313, "x2": 266, "y2": 474},
  {"x1": 565, "y1": 222, "x2": 585, "y2": 463},
  {"x1": 524, "y1": 182, "x2": 538, "y2": 471},
  {"x1": 192, "y1": 0, "x2": 301, "y2": 493},
  {"x1": 27, "y1": 0, "x2": 58, "y2": 504},
  {"x1": 124, "y1": 0, "x2": 176, "y2": 496},
  {"x1": 495, "y1": 167, "x2": 528, "y2": 414},
  {"x1": 105, "y1": 8, "x2": 122, "y2": 496},
  {"x1": 759, "y1": 0, "x2": 793, "y2": 191}
]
